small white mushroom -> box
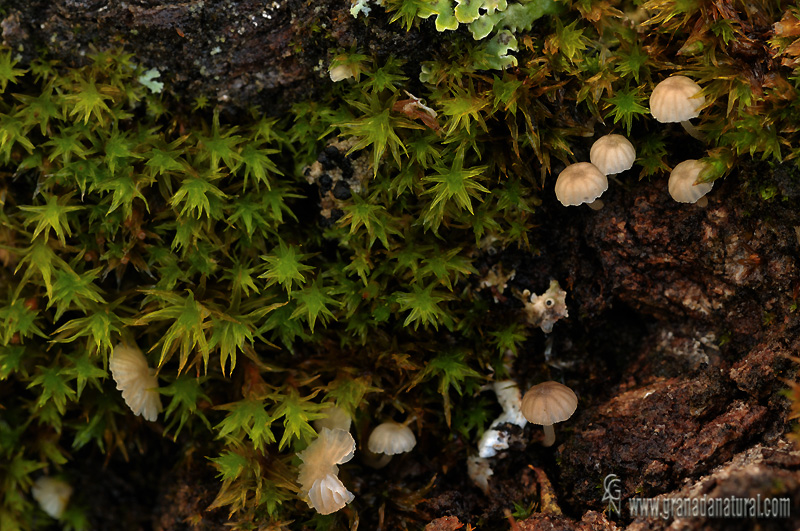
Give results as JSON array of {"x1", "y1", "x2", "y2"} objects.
[
  {"x1": 589, "y1": 134, "x2": 636, "y2": 175},
  {"x1": 297, "y1": 428, "x2": 356, "y2": 515},
  {"x1": 668, "y1": 159, "x2": 714, "y2": 207},
  {"x1": 31, "y1": 477, "x2": 73, "y2": 519},
  {"x1": 368, "y1": 421, "x2": 416, "y2": 455},
  {"x1": 554, "y1": 162, "x2": 609, "y2": 210},
  {"x1": 329, "y1": 64, "x2": 356, "y2": 82},
  {"x1": 109, "y1": 343, "x2": 162, "y2": 421},
  {"x1": 521, "y1": 381, "x2": 578, "y2": 447},
  {"x1": 649, "y1": 76, "x2": 705, "y2": 140},
  {"x1": 306, "y1": 473, "x2": 355, "y2": 515}
]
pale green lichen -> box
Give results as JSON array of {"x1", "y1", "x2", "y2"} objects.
[{"x1": 411, "y1": 0, "x2": 562, "y2": 71}]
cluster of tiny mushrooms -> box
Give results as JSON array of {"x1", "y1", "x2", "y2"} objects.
[
  {"x1": 556, "y1": 75, "x2": 713, "y2": 209},
  {"x1": 32, "y1": 74, "x2": 709, "y2": 522},
  {"x1": 82, "y1": 323, "x2": 576, "y2": 516}
]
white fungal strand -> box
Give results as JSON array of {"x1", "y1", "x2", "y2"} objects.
[
  {"x1": 491, "y1": 380, "x2": 528, "y2": 427},
  {"x1": 367, "y1": 421, "x2": 416, "y2": 455},
  {"x1": 109, "y1": 343, "x2": 162, "y2": 421},
  {"x1": 477, "y1": 380, "x2": 527, "y2": 458},
  {"x1": 31, "y1": 477, "x2": 73, "y2": 519},
  {"x1": 297, "y1": 428, "x2": 356, "y2": 514}
]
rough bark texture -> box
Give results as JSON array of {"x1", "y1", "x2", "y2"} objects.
[
  {"x1": 2, "y1": 0, "x2": 438, "y2": 115},
  {"x1": 5, "y1": 2, "x2": 800, "y2": 530}
]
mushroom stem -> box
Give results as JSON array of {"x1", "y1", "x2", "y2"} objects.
[
  {"x1": 587, "y1": 199, "x2": 604, "y2": 210},
  {"x1": 695, "y1": 195, "x2": 708, "y2": 208},
  {"x1": 541, "y1": 424, "x2": 556, "y2": 447},
  {"x1": 364, "y1": 453, "x2": 393, "y2": 469},
  {"x1": 680, "y1": 120, "x2": 705, "y2": 141}
]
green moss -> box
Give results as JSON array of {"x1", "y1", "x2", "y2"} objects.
[{"x1": 2, "y1": 0, "x2": 800, "y2": 525}]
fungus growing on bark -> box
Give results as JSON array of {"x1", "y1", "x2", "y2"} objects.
[
  {"x1": 554, "y1": 162, "x2": 608, "y2": 210},
  {"x1": 31, "y1": 477, "x2": 73, "y2": 519},
  {"x1": 668, "y1": 159, "x2": 714, "y2": 207},
  {"x1": 589, "y1": 134, "x2": 636, "y2": 175},
  {"x1": 649, "y1": 76, "x2": 705, "y2": 140},
  {"x1": 478, "y1": 380, "x2": 527, "y2": 458},
  {"x1": 109, "y1": 342, "x2": 162, "y2": 421},
  {"x1": 297, "y1": 428, "x2": 356, "y2": 515},
  {"x1": 520, "y1": 381, "x2": 578, "y2": 447},
  {"x1": 521, "y1": 280, "x2": 569, "y2": 333}
]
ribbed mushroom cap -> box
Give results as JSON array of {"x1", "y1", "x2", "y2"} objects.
[
  {"x1": 298, "y1": 428, "x2": 356, "y2": 475},
  {"x1": 668, "y1": 159, "x2": 713, "y2": 203},
  {"x1": 650, "y1": 76, "x2": 705, "y2": 123},
  {"x1": 590, "y1": 134, "x2": 636, "y2": 175},
  {"x1": 307, "y1": 473, "x2": 355, "y2": 515},
  {"x1": 297, "y1": 428, "x2": 357, "y2": 514},
  {"x1": 109, "y1": 343, "x2": 162, "y2": 421},
  {"x1": 367, "y1": 421, "x2": 416, "y2": 455},
  {"x1": 554, "y1": 162, "x2": 608, "y2": 206},
  {"x1": 521, "y1": 381, "x2": 578, "y2": 426}
]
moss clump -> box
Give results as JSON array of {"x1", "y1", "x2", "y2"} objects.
[{"x1": 1, "y1": 0, "x2": 800, "y2": 527}]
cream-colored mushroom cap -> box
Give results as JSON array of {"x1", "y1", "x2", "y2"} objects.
[
  {"x1": 307, "y1": 473, "x2": 355, "y2": 515},
  {"x1": 109, "y1": 343, "x2": 162, "y2": 421},
  {"x1": 31, "y1": 477, "x2": 73, "y2": 519},
  {"x1": 590, "y1": 134, "x2": 636, "y2": 175},
  {"x1": 668, "y1": 159, "x2": 713, "y2": 204},
  {"x1": 650, "y1": 76, "x2": 704, "y2": 123},
  {"x1": 297, "y1": 428, "x2": 356, "y2": 515},
  {"x1": 521, "y1": 381, "x2": 578, "y2": 426},
  {"x1": 554, "y1": 162, "x2": 608, "y2": 206},
  {"x1": 367, "y1": 421, "x2": 416, "y2": 455}
]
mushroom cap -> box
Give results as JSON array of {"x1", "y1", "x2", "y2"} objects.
[
  {"x1": 313, "y1": 404, "x2": 352, "y2": 433},
  {"x1": 520, "y1": 381, "x2": 578, "y2": 426},
  {"x1": 298, "y1": 428, "x2": 356, "y2": 475},
  {"x1": 297, "y1": 428, "x2": 357, "y2": 514},
  {"x1": 307, "y1": 473, "x2": 355, "y2": 515},
  {"x1": 109, "y1": 343, "x2": 162, "y2": 421},
  {"x1": 590, "y1": 134, "x2": 636, "y2": 175},
  {"x1": 650, "y1": 76, "x2": 705, "y2": 123},
  {"x1": 554, "y1": 162, "x2": 608, "y2": 206},
  {"x1": 367, "y1": 421, "x2": 416, "y2": 455},
  {"x1": 329, "y1": 64, "x2": 355, "y2": 82},
  {"x1": 31, "y1": 477, "x2": 73, "y2": 519},
  {"x1": 668, "y1": 159, "x2": 714, "y2": 203}
]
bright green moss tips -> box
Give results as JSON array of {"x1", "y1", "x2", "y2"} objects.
[{"x1": 0, "y1": 49, "x2": 26, "y2": 92}]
